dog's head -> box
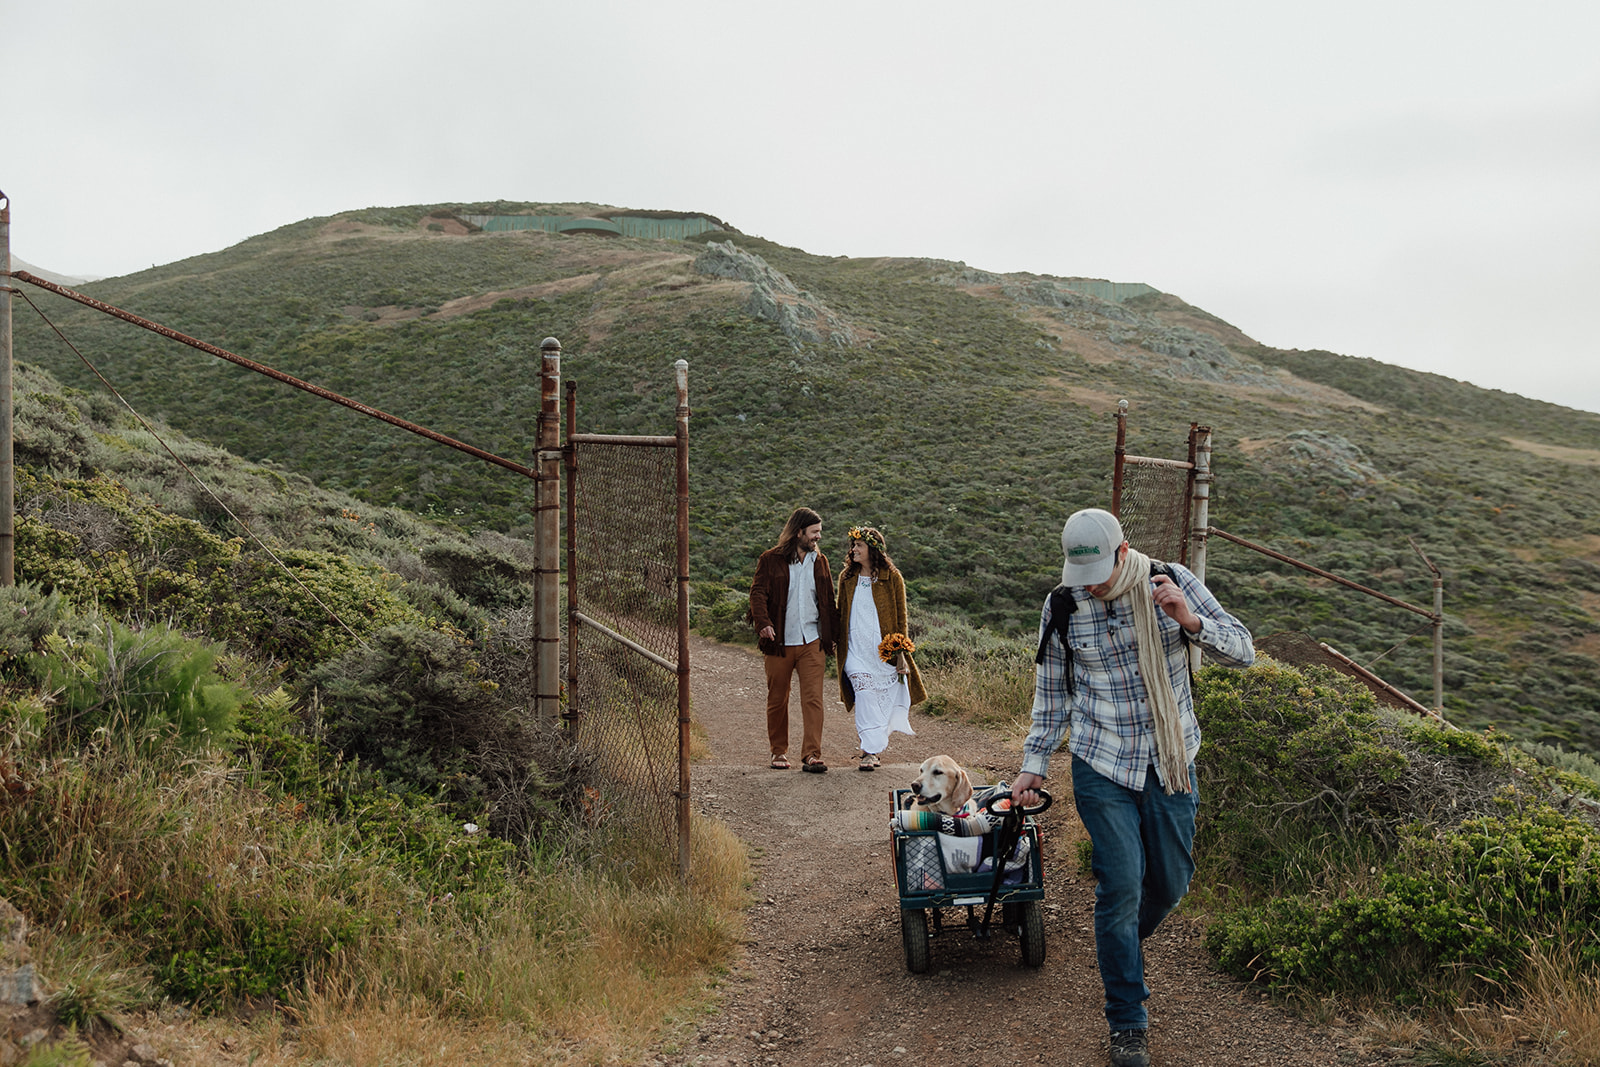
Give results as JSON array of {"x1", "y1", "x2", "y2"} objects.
[{"x1": 909, "y1": 755, "x2": 973, "y2": 816}]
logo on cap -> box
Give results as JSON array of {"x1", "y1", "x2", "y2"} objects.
[{"x1": 1067, "y1": 545, "x2": 1102, "y2": 559}]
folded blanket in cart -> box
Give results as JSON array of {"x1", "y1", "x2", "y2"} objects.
[
  {"x1": 976, "y1": 835, "x2": 1033, "y2": 881},
  {"x1": 893, "y1": 784, "x2": 1033, "y2": 878},
  {"x1": 893, "y1": 807, "x2": 992, "y2": 837}
]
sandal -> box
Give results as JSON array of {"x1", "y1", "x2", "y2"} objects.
[
  {"x1": 858, "y1": 752, "x2": 880, "y2": 772},
  {"x1": 801, "y1": 755, "x2": 828, "y2": 774},
  {"x1": 770, "y1": 754, "x2": 790, "y2": 770}
]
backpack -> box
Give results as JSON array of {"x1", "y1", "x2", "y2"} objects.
[{"x1": 1034, "y1": 560, "x2": 1178, "y2": 695}]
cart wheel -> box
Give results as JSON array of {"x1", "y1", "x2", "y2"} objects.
[
  {"x1": 901, "y1": 909, "x2": 931, "y2": 974},
  {"x1": 1018, "y1": 900, "x2": 1045, "y2": 968},
  {"x1": 1001, "y1": 902, "x2": 1022, "y2": 934}
]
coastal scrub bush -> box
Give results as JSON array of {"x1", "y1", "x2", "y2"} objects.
[
  {"x1": 27, "y1": 617, "x2": 244, "y2": 750},
  {"x1": 13, "y1": 468, "x2": 249, "y2": 649},
  {"x1": 305, "y1": 624, "x2": 582, "y2": 842},
  {"x1": 1195, "y1": 657, "x2": 1520, "y2": 896},
  {"x1": 231, "y1": 549, "x2": 425, "y2": 672},
  {"x1": 1196, "y1": 657, "x2": 1600, "y2": 1005},
  {"x1": 689, "y1": 580, "x2": 753, "y2": 646},
  {"x1": 1204, "y1": 804, "x2": 1600, "y2": 1005}
]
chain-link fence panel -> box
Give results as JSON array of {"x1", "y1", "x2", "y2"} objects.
[
  {"x1": 567, "y1": 438, "x2": 683, "y2": 850},
  {"x1": 570, "y1": 620, "x2": 680, "y2": 837},
  {"x1": 570, "y1": 441, "x2": 678, "y2": 662},
  {"x1": 1117, "y1": 458, "x2": 1192, "y2": 565}
]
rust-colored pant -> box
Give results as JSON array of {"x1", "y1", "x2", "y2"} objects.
[{"x1": 765, "y1": 640, "x2": 825, "y2": 762}]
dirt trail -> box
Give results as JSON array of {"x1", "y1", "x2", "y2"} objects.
[{"x1": 652, "y1": 636, "x2": 1389, "y2": 1067}]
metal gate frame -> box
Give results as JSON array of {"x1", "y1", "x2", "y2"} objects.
[
  {"x1": 1111, "y1": 400, "x2": 1212, "y2": 582},
  {"x1": 1111, "y1": 400, "x2": 1445, "y2": 715},
  {"x1": 562, "y1": 360, "x2": 692, "y2": 880}
]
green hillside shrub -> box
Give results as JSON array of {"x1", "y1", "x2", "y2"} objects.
[
  {"x1": 25, "y1": 617, "x2": 244, "y2": 750},
  {"x1": 0, "y1": 706, "x2": 372, "y2": 1005},
  {"x1": 1205, "y1": 804, "x2": 1600, "y2": 1005},
  {"x1": 419, "y1": 536, "x2": 536, "y2": 611},
  {"x1": 689, "y1": 580, "x2": 754, "y2": 646},
  {"x1": 1197, "y1": 657, "x2": 1600, "y2": 1004},
  {"x1": 13, "y1": 467, "x2": 243, "y2": 628},
  {"x1": 1517, "y1": 739, "x2": 1600, "y2": 796},
  {"x1": 0, "y1": 585, "x2": 87, "y2": 667},
  {"x1": 305, "y1": 624, "x2": 580, "y2": 842},
  {"x1": 231, "y1": 549, "x2": 425, "y2": 671},
  {"x1": 1196, "y1": 658, "x2": 1523, "y2": 894}
]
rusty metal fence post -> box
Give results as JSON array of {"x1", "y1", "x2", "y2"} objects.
[
  {"x1": 0, "y1": 191, "x2": 13, "y2": 587},
  {"x1": 536, "y1": 337, "x2": 562, "y2": 722},
  {"x1": 673, "y1": 359, "x2": 691, "y2": 881},
  {"x1": 1188, "y1": 425, "x2": 1212, "y2": 673}
]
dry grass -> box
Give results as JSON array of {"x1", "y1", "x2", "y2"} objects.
[
  {"x1": 6, "y1": 723, "x2": 751, "y2": 1066},
  {"x1": 1504, "y1": 438, "x2": 1600, "y2": 467},
  {"x1": 1417, "y1": 945, "x2": 1600, "y2": 1064},
  {"x1": 257, "y1": 812, "x2": 751, "y2": 1066},
  {"x1": 920, "y1": 657, "x2": 1036, "y2": 742}
]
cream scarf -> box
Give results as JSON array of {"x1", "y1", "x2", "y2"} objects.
[{"x1": 1094, "y1": 548, "x2": 1191, "y2": 795}]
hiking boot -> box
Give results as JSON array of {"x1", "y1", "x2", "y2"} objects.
[{"x1": 1109, "y1": 1029, "x2": 1149, "y2": 1067}]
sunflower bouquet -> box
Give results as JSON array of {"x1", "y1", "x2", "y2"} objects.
[{"x1": 878, "y1": 632, "x2": 915, "y2": 677}]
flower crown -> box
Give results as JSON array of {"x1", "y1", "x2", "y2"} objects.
[{"x1": 847, "y1": 526, "x2": 885, "y2": 551}]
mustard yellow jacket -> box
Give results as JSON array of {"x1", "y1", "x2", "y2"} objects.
[{"x1": 836, "y1": 563, "x2": 926, "y2": 709}]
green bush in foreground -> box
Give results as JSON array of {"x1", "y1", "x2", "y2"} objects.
[
  {"x1": 1196, "y1": 657, "x2": 1600, "y2": 1005},
  {"x1": 28, "y1": 618, "x2": 244, "y2": 749},
  {"x1": 1205, "y1": 804, "x2": 1600, "y2": 1005}
]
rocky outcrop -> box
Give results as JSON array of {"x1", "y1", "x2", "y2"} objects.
[
  {"x1": 0, "y1": 898, "x2": 174, "y2": 1066},
  {"x1": 0, "y1": 900, "x2": 40, "y2": 1008},
  {"x1": 1285, "y1": 430, "x2": 1381, "y2": 482},
  {"x1": 693, "y1": 241, "x2": 857, "y2": 350}
]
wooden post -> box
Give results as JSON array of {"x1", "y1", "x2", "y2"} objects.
[
  {"x1": 0, "y1": 191, "x2": 13, "y2": 587},
  {"x1": 536, "y1": 337, "x2": 562, "y2": 721}
]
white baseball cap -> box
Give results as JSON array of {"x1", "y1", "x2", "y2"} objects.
[{"x1": 1061, "y1": 508, "x2": 1125, "y2": 586}]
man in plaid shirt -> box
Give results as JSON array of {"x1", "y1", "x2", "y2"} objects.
[{"x1": 1013, "y1": 508, "x2": 1253, "y2": 1067}]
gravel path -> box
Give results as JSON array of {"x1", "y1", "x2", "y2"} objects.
[{"x1": 652, "y1": 636, "x2": 1393, "y2": 1067}]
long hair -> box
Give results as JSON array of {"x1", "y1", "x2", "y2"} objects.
[
  {"x1": 841, "y1": 526, "x2": 896, "y2": 581},
  {"x1": 774, "y1": 507, "x2": 823, "y2": 562}
]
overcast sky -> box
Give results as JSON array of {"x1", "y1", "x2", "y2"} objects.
[{"x1": 6, "y1": 0, "x2": 1599, "y2": 414}]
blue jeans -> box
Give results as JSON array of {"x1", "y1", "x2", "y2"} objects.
[{"x1": 1071, "y1": 754, "x2": 1198, "y2": 1031}]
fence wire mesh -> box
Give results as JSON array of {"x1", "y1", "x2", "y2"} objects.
[
  {"x1": 570, "y1": 442, "x2": 678, "y2": 661},
  {"x1": 571, "y1": 622, "x2": 680, "y2": 837},
  {"x1": 568, "y1": 439, "x2": 683, "y2": 844},
  {"x1": 1117, "y1": 459, "x2": 1192, "y2": 564}
]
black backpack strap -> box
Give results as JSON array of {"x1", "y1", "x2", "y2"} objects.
[{"x1": 1034, "y1": 584, "x2": 1078, "y2": 695}]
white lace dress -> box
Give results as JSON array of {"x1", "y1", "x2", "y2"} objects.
[{"x1": 844, "y1": 574, "x2": 914, "y2": 754}]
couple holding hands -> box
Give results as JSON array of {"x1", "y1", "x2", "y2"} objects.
[{"x1": 749, "y1": 507, "x2": 925, "y2": 773}]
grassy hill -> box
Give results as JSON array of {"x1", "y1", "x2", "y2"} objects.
[{"x1": 11, "y1": 200, "x2": 1600, "y2": 750}]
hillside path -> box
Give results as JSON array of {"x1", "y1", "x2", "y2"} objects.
[{"x1": 652, "y1": 636, "x2": 1391, "y2": 1067}]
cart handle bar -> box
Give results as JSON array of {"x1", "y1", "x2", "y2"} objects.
[{"x1": 979, "y1": 789, "x2": 1052, "y2": 819}]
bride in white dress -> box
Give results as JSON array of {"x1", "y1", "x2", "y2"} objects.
[{"x1": 835, "y1": 526, "x2": 925, "y2": 771}]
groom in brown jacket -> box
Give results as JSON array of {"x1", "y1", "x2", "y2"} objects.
[{"x1": 749, "y1": 507, "x2": 838, "y2": 772}]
